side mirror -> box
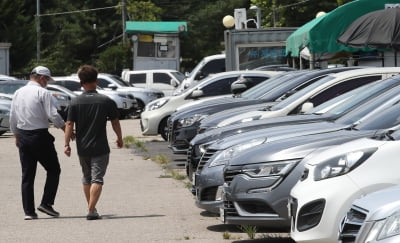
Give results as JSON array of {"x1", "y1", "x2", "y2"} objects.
[
  {"x1": 195, "y1": 71, "x2": 205, "y2": 81},
  {"x1": 170, "y1": 79, "x2": 179, "y2": 87},
  {"x1": 191, "y1": 89, "x2": 204, "y2": 98},
  {"x1": 231, "y1": 83, "x2": 247, "y2": 96},
  {"x1": 301, "y1": 102, "x2": 314, "y2": 113},
  {"x1": 107, "y1": 84, "x2": 118, "y2": 90}
]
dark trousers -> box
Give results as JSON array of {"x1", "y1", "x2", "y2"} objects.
[{"x1": 17, "y1": 129, "x2": 61, "y2": 215}]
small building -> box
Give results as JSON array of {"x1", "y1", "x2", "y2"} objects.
[{"x1": 125, "y1": 21, "x2": 187, "y2": 71}]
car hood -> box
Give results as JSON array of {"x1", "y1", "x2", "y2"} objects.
[
  {"x1": 191, "y1": 113, "x2": 333, "y2": 146},
  {"x1": 175, "y1": 95, "x2": 235, "y2": 112},
  {"x1": 200, "y1": 102, "x2": 278, "y2": 128},
  {"x1": 118, "y1": 86, "x2": 163, "y2": 94},
  {"x1": 227, "y1": 129, "x2": 378, "y2": 166},
  {"x1": 208, "y1": 121, "x2": 345, "y2": 150},
  {"x1": 351, "y1": 184, "x2": 400, "y2": 221},
  {"x1": 171, "y1": 98, "x2": 265, "y2": 121}
]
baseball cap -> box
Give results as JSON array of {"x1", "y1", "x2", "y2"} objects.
[{"x1": 31, "y1": 66, "x2": 53, "y2": 81}]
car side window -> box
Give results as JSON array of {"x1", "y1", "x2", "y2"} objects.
[
  {"x1": 56, "y1": 81, "x2": 81, "y2": 91},
  {"x1": 154, "y1": 73, "x2": 172, "y2": 85},
  {"x1": 308, "y1": 75, "x2": 382, "y2": 107},
  {"x1": 201, "y1": 59, "x2": 226, "y2": 76},
  {"x1": 200, "y1": 77, "x2": 237, "y2": 96},
  {"x1": 97, "y1": 78, "x2": 110, "y2": 88},
  {"x1": 129, "y1": 73, "x2": 146, "y2": 84}
]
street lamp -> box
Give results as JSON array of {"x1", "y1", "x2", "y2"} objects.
[
  {"x1": 249, "y1": 5, "x2": 261, "y2": 29},
  {"x1": 222, "y1": 15, "x2": 235, "y2": 28}
]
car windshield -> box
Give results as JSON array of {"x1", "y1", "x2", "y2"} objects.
[
  {"x1": 335, "y1": 84, "x2": 400, "y2": 126},
  {"x1": 0, "y1": 82, "x2": 27, "y2": 94},
  {"x1": 311, "y1": 77, "x2": 400, "y2": 116},
  {"x1": 356, "y1": 103, "x2": 400, "y2": 130},
  {"x1": 171, "y1": 72, "x2": 186, "y2": 82},
  {"x1": 240, "y1": 72, "x2": 297, "y2": 99},
  {"x1": 107, "y1": 74, "x2": 130, "y2": 87},
  {"x1": 270, "y1": 75, "x2": 336, "y2": 110}
]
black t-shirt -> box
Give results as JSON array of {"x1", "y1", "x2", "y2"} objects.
[{"x1": 67, "y1": 90, "x2": 119, "y2": 156}]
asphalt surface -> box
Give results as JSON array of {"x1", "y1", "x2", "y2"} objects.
[{"x1": 0, "y1": 118, "x2": 294, "y2": 242}]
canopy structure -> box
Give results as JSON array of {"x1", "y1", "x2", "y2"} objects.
[
  {"x1": 286, "y1": 0, "x2": 400, "y2": 60},
  {"x1": 125, "y1": 21, "x2": 188, "y2": 35}
]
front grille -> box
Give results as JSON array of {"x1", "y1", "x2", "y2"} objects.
[
  {"x1": 297, "y1": 199, "x2": 326, "y2": 232},
  {"x1": 200, "y1": 186, "x2": 219, "y2": 201},
  {"x1": 197, "y1": 149, "x2": 218, "y2": 172},
  {"x1": 238, "y1": 201, "x2": 276, "y2": 214},
  {"x1": 224, "y1": 200, "x2": 238, "y2": 217},
  {"x1": 339, "y1": 207, "x2": 368, "y2": 243},
  {"x1": 224, "y1": 169, "x2": 242, "y2": 185}
]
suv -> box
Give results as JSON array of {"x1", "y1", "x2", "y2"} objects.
[
  {"x1": 174, "y1": 54, "x2": 226, "y2": 95},
  {"x1": 121, "y1": 69, "x2": 186, "y2": 96}
]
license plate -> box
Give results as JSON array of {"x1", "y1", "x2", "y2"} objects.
[{"x1": 220, "y1": 207, "x2": 225, "y2": 223}]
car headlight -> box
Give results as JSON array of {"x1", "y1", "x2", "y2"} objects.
[
  {"x1": 314, "y1": 148, "x2": 377, "y2": 181},
  {"x1": 146, "y1": 99, "x2": 169, "y2": 111},
  {"x1": 208, "y1": 138, "x2": 266, "y2": 167},
  {"x1": 178, "y1": 114, "x2": 207, "y2": 128},
  {"x1": 365, "y1": 211, "x2": 400, "y2": 242},
  {"x1": 241, "y1": 159, "x2": 299, "y2": 178}
]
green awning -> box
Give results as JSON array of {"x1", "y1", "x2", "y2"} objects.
[
  {"x1": 125, "y1": 21, "x2": 187, "y2": 34},
  {"x1": 286, "y1": 0, "x2": 400, "y2": 57}
]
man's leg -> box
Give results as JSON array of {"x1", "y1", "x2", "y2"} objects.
[{"x1": 88, "y1": 183, "x2": 102, "y2": 213}]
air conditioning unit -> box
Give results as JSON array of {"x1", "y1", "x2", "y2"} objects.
[{"x1": 234, "y1": 8, "x2": 247, "y2": 30}]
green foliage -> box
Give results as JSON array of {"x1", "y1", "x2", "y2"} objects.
[
  {"x1": 239, "y1": 225, "x2": 257, "y2": 239},
  {"x1": 126, "y1": 0, "x2": 163, "y2": 21}
]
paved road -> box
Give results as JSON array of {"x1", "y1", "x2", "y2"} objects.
[{"x1": 0, "y1": 119, "x2": 293, "y2": 243}]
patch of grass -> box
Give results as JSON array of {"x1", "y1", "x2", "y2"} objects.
[
  {"x1": 185, "y1": 182, "x2": 193, "y2": 189},
  {"x1": 239, "y1": 225, "x2": 257, "y2": 239},
  {"x1": 184, "y1": 236, "x2": 190, "y2": 240},
  {"x1": 169, "y1": 169, "x2": 187, "y2": 180},
  {"x1": 222, "y1": 231, "x2": 231, "y2": 240},
  {"x1": 151, "y1": 154, "x2": 170, "y2": 165},
  {"x1": 123, "y1": 136, "x2": 135, "y2": 148}
]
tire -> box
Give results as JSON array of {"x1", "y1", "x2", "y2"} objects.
[
  {"x1": 136, "y1": 100, "x2": 145, "y2": 116},
  {"x1": 158, "y1": 117, "x2": 169, "y2": 141},
  {"x1": 0, "y1": 131, "x2": 6, "y2": 136}
]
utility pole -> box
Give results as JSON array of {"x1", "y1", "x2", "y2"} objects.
[
  {"x1": 36, "y1": 0, "x2": 40, "y2": 61},
  {"x1": 121, "y1": 0, "x2": 127, "y2": 44}
]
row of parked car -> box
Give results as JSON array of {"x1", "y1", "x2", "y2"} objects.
[
  {"x1": 140, "y1": 66, "x2": 400, "y2": 242},
  {"x1": 0, "y1": 72, "x2": 167, "y2": 136}
]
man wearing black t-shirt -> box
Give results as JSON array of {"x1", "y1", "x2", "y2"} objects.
[{"x1": 64, "y1": 65, "x2": 123, "y2": 220}]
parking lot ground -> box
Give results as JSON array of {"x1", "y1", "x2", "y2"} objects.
[{"x1": 0, "y1": 118, "x2": 294, "y2": 243}]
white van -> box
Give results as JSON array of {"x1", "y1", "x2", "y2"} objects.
[
  {"x1": 173, "y1": 54, "x2": 226, "y2": 95},
  {"x1": 121, "y1": 69, "x2": 186, "y2": 96}
]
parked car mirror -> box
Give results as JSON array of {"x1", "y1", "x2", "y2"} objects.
[
  {"x1": 170, "y1": 79, "x2": 179, "y2": 88},
  {"x1": 195, "y1": 71, "x2": 205, "y2": 81},
  {"x1": 231, "y1": 83, "x2": 247, "y2": 96},
  {"x1": 301, "y1": 102, "x2": 314, "y2": 113},
  {"x1": 191, "y1": 89, "x2": 204, "y2": 98},
  {"x1": 107, "y1": 83, "x2": 118, "y2": 90}
]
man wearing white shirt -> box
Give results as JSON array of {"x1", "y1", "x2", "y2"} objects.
[{"x1": 10, "y1": 66, "x2": 68, "y2": 220}]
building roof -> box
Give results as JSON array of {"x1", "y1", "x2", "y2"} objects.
[{"x1": 125, "y1": 21, "x2": 188, "y2": 34}]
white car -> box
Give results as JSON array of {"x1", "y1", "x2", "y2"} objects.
[
  {"x1": 53, "y1": 76, "x2": 138, "y2": 118},
  {"x1": 121, "y1": 69, "x2": 186, "y2": 96},
  {"x1": 339, "y1": 185, "x2": 400, "y2": 243},
  {"x1": 140, "y1": 70, "x2": 281, "y2": 140},
  {"x1": 214, "y1": 67, "x2": 400, "y2": 129},
  {"x1": 289, "y1": 126, "x2": 400, "y2": 243}
]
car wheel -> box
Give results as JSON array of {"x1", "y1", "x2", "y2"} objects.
[
  {"x1": 158, "y1": 117, "x2": 169, "y2": 141},
  {"x1": 0, "y1": 131, "x2": 6, "y2": 136},
  {"x1": 136, "y1": 100, "x2": 145, "y2": 115}
]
